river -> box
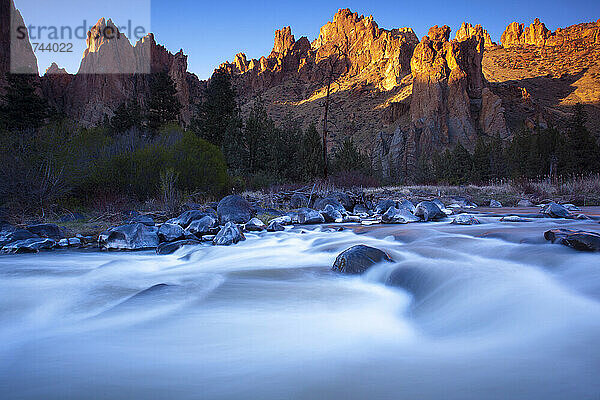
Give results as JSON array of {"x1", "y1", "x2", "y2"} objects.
[{"x1": 1, "y1": 213, "x2": 599, "y2": 399}]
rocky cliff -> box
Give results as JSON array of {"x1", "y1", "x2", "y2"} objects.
[{"x1": 39, "y1": 18, "x2": 203, "y2": 126}]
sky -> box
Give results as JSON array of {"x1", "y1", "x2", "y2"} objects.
[{"x1": 14, "y1": 0, "x2": 600, "y2": 79}]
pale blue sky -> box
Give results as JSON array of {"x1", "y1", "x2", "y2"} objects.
[{"x1": 14, "y1": 0, "x2": 600, "y2": 79}]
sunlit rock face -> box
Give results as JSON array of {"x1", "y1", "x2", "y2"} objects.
[
  {"x1": 40, "y1": 18, "x2": 203, "y2": 126},
  {"x1": 500, "y1": 18, "x2": 600, "y2": 48},
  {"x1": 455, "y1": 22, "x2": 495, "y2": 49}
]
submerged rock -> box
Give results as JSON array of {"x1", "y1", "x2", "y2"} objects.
[
  {"x1": 213, "y1": 222, "x2": 245, "y2": 246},
  {"x1": 156, "y1": 239, "x2": 201, "y2": 255},
  {"x1": 500, "y1": 215, "x2": 531, "y2": 222},
  {"x1": 217, "y1": 195, "x2": 253, "y2": 224},
  {"x1": 103, "y1": 223, "x2": 159, "y2": 251},
  {"x1": 545, "y1": 229, "x2": 600, "y2": 252},
  {"x1": 332, "y1": 245, "x2": 394, "y2": 275},
  {"x1": 451, "y1": 214, "x2": 481, "y2": 225},
  {"x1": 321, "y1": 204, "x2": 343, "y2": 223},
  {"x1": 541, "y1": 202, "x2": 574, "y2": 219},
  {"x1": 26, "y1": 223, "x2": 65, "y2": 240},
  {"x1": 2, "y1": 238, "x2": 56, "y2": 254},
  {"x1": 245, "y1": 218, "x2": 266, "y2": 232},
  {"x1": 415, "y1": 201, "x2": 446, "y2": 221},
  {"x1": 382, "y1": 207, "x2": 420, "y2": 224}
]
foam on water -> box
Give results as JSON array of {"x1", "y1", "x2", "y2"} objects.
[{"x1": 0, "y1": 218, "x2": 599, "y2": 399}]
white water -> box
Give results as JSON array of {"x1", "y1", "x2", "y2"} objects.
[{"x1": 1, "y1": 218, "x2": 600, "y2": 400}]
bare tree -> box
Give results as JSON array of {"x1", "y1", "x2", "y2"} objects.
[{"x1": 314, "y1": 39, "x2": 350, "y2": 177}]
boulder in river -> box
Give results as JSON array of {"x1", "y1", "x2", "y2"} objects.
[
  {"x1": 217, "y1": 195, "x2": 253, "y2": 224},
  {"x1": 451, "y1": 214, "x2": 481, "y2": 225},
  {"x1": 290, "y1": 193, "x2": 309, "y2": 209},
  {"x1": 544, "y1": 229, "x2": 600, "y2": 252},
  {"x1": 397, "y1": 199, "x2": 416, "y2": 214},
  {"x1": 103, "y1": 223, "x2": 159, "y2": 251},
  {"x1": 167, "y1": 210, "x2": 214, "y2": 228},
  {"x1": 298, "y1": 208, "x2": 325, "y2": 225},
  {"x1": 156, "y1": 239, "x2": 201, "y2": 255},
  {"x1": 158, "y1": 223, "x2": 188, "y2": 242},
  {"x1": 245, "y1": 218, "x2": 266, "y2": 232},
  {"x1": 321, "y1": 204, "x2": 343, "y2": 223},
  {"x1": 382, "y1": 207, "x2": 420, "y2": 224},
  {"x1": 267, "y1": 220, "x2": 285, "y2": 232},
  {"x1": 332, "y1": 245, "x2": 394, "y2": 275},
  {"x1": 541, "y1": 202, "x2": 574, "y2": 219},
  {"x1": 187, "y1": 216, "x2": 218, "y2": 237},
  {"x1": 213, "y1": 222, "x2": 246, "y2": 246},
  {"x1": 271, "y1": 215, "x2": 293, "y2": 226},
  {"x1": 500, "y1": 215, "x2": 531, "y2": 222},
  {"x1": 1, "y1": 238, "x2": 56, "y2": 254},
  {"x1": 415, "y1": 201, "x2": 446, "y2": 221},
  {"x1": 0, "y1": 229, "x2": 38, "y2": 247},
  {"x1": 26, "y1": 223, "x2": 65, "y2": 240},
  {"x1": 376, "y1": 199, "x2": 397, "y2": 214},
  {"x1": 353, "y1": 204, "x2": 369, "y2": 215},
  {"x1": 490, "y1": 200, "x2": 502, "y2": 208},
  {"x1": 517, "y1": 199, "x2": 534, "y2": 207},
  {"x1": 313, "y1": 197, "x2": 345, "y2": 212}
]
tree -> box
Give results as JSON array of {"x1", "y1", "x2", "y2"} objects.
[
  {"x1": 471, "y1": 137, "x2": 491, "y2": 183},
  {"x1": 146, "y1": 71, "x2": 181, "y2": 132},
  {"x1": 0, "y1": 73, "x2": 48, "y2": 131},
  {"x1": 194, "y1": 70, "x2": 237, "y2": 146},
  {"x1": 331, "y1": 138, "x2": 369, "y2": 174},
  {"x1": 315, "y1": 40, "x2": 350, "y2": 177},
  {"x1": 559, "y1": 103, "x2": 599, "y2": 175},
  {"x1": 111, "y1": 99, "x2": 142, "y2": 133},
  {"x1": 301, "y1": 124, "x2": 324, "y2": 180},
  {"x1": 448, "y1": 142, "x2": 472, "y2": 185}
]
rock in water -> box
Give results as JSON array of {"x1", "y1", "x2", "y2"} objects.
[
  {"x1": 245, "y1": 218, "x2": 266, "y2": 232},
  {"x1": 353, "y1": 204, "x2": 369, "y2": 215},
  {"x1": 217, "y1": 195, "x2": 253, "y2": 224},
  {"x1": 313, "y1": 197, "x2": 345, "y2": 212},
  {"x1": 517, "y1": 199, "x2": 534, "y2": 207},
  {"x1": 298, "y1": 209, "x2": 325, "y2": 225},
  {"x1": 290, "y1": 193, "x2": 309, "y2": 209},
  {"x1": 158, "y1": 223, "x2": 187, "y2": 242},
  {"x1": 382, "y1": 207, "x2": 420, "y2": 224},
  {"x1": 213, "y1": 222, "x2": 246, "y2": 246},
  {"x1": 26, "y1": 224, "x2": 65, "y2": 240},
  {"x1": 415, "y1": 201, "x2": 446, "y2": 221},
  {"x1": 376, "y1": 200, "x2": 397, "y2": 214},
  {"x1": 332, "y1": 245, "x2": 394, "y2": 275},
  {"x1": 103, "y1": 223, "x2": 159, "y2": 251},
  {"x1": 451, "y1": 214, "x2": 481, "y2": 225},
  {"x1": 0, "y1": 229, "x2": 38, "y2": 247},
  {"x1": 544, "y1": 229, "x2": 600, "y2": 252},
  {"x1": 167, "y1": 210, "x2": 214, "y2": 228},
  {"x1": 267, "y1": 220, "x2": 285, "y2": 232},
  {"x1": 156, "y1": 239, "x2": 201, "y2": 255},
  {"x1": 500, "y1": 215, "x2": 531, "y2": 222},
  {"x1": 187, "y1": 216, "x2": 217, "y2": 236},
  {"x1": 1, "y1": 238, "x2": 56, "y2": 254},
  {"x1": 270, "y1": 215, "x2": 293, "y2": 226},
  {"x1": 541, "y1": 202, "x2": 574, "y2": 219},
  {"x1": 398, "y1": 199, "x2": 416, "y2": 214},
  {"x1": 321, "y1": 204, "x2": 343, "y2": 223},
  {"x1": 490, "y1": 200, "x2": 502, "y2": 208}
]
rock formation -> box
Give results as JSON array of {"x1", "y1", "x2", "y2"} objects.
[
  {"x1": 455, "y1": 22, "x2": 495, "y2": 48},
  {"x1": 0, "y1": 0, "x2": 38, "y2": 76},
  {"x1": 501, "y1": 18, "x2": 600, "y2": 48},
  {"x1": 41, "y1": 18, "x2": 204, "y2": 126}
]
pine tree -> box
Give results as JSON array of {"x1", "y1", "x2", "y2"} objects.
[
  {"x1": 146, "y1": 71, "x2": 181, "y2": 132},
  {"x1": 111, "y1": 99, "x2": 142, "y2": 133},
  {"x1": 301, "y1": 124, "x2": 324, "y2": 180},
  {"x1": 194, "y1": 70, "x2": 237, "y2": 146},
  {"x1": 331, "y1": 138, "x2": 369, "y2": 174},
  {"x1": 488, "y1": 134, "x2": 508, "y2": 180},
  {"x1": 0, "y1": 73, "x2": 48, "y2": 131},
  {"x1": 448, "y1": 142, "x2": 472, "y2": 184},
  {"x1": 559, "y1": 104, "x2": 599, "y2": 175},
  {"x1": 471, "y1": 137, "x2": 491, "y2": 183}
]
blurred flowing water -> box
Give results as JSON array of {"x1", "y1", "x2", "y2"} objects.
[{"x1": 1, "y1": 217, "x2": 600, "y2": 400}]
